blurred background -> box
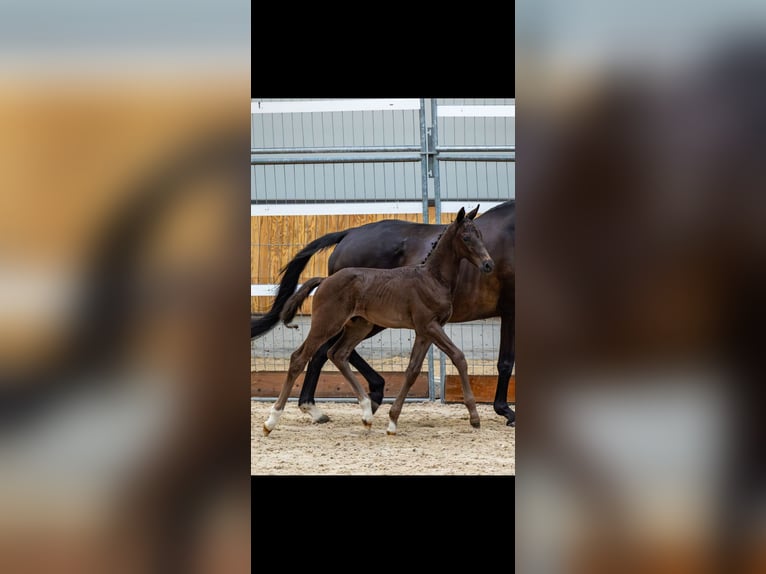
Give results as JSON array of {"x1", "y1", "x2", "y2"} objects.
[
  {"x1": 6, "y1": 1, "x2": 766, "y2": 572},
  {"x1": 0, "y1": 2, "x2": 250, "y2": 573},
  {"x1": 517, "y1": 2, "x2": 766, "y2": 573}
]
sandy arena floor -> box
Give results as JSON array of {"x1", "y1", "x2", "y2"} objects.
[{"x1": 251, "y1": 400, "x2": 515, "y2": 475}]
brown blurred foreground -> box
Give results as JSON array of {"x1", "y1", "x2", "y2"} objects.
[
  {"x1": 517, "y1": 29, "x2": 766, "y2": 574},
  {"x1": 0, "y1": 73, "x2": 251, "y2": 573}
]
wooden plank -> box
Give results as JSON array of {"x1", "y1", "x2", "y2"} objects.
[
  {"x1": 443, "y1": 374, "x2": 515, "y2": 403},
  {"x1": 251, "y1": 371, "x2": 429, "y2": 399},
  {"x1": 250, "y1": 211, "x2": 434, "y2": 313}
]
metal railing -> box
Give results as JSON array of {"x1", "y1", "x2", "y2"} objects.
[{"x1": 250, "y1": 98, "x2": 515, "y2": 401}]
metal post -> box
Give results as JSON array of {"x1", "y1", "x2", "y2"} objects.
[
  {"x1": 429, "y1": 99, "x2": 447, "y2": 401},
  {"x1": 420, "y1": 98, "x2": 436, "y2": 401},
  {"x1": 418, "y1": 98, "x2": 429, "y2": 224},
  {"x1": 431, "y1": 98, "x2": 442, "y2": 225}
]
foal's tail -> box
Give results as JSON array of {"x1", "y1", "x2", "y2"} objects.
[
  {"x1": 280, "y1": 277, "x2": 324, "y2": 327},
  {"x1": 251, "y1": 230, "x2": 348, "y2": 338}
]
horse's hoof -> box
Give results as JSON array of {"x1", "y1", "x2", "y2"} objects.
[
  {"x1": 315, "y1": 414, "x2": 331, "y2": 424},
  {"x1": 386, "y1": 430, "x2": 396, "y2": 436},
  {"x1": 370, "y1": 401, "x2": 381, "y2": 414},
  {"x1": 470, "y1": 420, "x2": 481, "y2": 429},
  {"x1": 507, "y1": 419, "x2": 515, "y2": 427},
  {"x1": 262, "y1": 425, "x2": 272, "y2": 436},
  {"x1": 362, "y1": 420, "x2": 373, "y2": 429}
]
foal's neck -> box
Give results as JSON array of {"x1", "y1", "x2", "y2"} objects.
[{"x1": 424, "y1": 227, "x2": 463, "y2": 291}]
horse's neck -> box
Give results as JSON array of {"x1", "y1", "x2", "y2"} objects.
[{"x1": 424, "y1": 230, "x2": 462, "y2": 291}]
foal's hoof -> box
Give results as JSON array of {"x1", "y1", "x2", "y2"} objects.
[
  {"x1": 507, "y1": 419, "x2": 515, "y2": 427},
  {"x1": 470, "y1": 420, "x2": 481, "y2": 429},
  {"x1": 315, "y1": 414, "x2": 331, "y2": 424},
  {"x1": 362, "y1": 419, "x2": 373, "y2": 429},
  {"x1": 386, "y1": 430, "x2": 396, "y2": 436},
  {"x1": 262, "y1": 424, "x2": 272, "y2": 437}
]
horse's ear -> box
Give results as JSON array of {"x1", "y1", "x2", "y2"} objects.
[
  {"x1": 455, "y1": 207, "x2": 466, "y2": 223},
  {"x1": 467, "y1": 205, "x2": 480, "y2": 220}
]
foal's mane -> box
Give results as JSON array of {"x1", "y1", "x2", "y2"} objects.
[
  {"x1": 419, "y1": 207, "x2": 480, "y2": 265},
  {"x1": 420, "y1": 228, "x2": 446, "y2": 265}
]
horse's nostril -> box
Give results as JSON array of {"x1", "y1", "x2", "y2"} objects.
[{"x1": 484, "y1": 260, "x2": 495, "y2": 273}]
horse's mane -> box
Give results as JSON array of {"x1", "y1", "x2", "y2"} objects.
[{"x1": 420, "y1": 229, "x2": 446, "y2": 265}]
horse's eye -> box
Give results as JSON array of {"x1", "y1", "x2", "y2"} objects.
[{"x1": 462, "y1": 234, "x2": 470, "y2": 242}]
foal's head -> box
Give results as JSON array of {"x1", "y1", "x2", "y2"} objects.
[{"x1": 450, "y1": 205, "x2": 495, "y2": 274}]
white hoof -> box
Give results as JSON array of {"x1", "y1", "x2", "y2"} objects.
[
  {"x1": 360, "y1": 398, "x2": 374, "y2": 426},
  {"x1": 263, "y1": 406, "x2": 283, "y2": 435},
  {"x1": 387, "y1": 420, "x2": 397, "y2": 435}
]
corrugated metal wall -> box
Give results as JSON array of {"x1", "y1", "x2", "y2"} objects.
[
  {"x1": 251, "y1": 98, "x2": 514, "y2": 202},
  {"x1": 436, "y1": 98, "x2": 515, "y2": 201},
  {"x1": 251, "y1": 99, "x2": 422, "y2": 202}
]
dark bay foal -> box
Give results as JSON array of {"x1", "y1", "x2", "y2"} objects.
[{"x1": 262, "y1": 206, "x2": 494, "y2": 435}]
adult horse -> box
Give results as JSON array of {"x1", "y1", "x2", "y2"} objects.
[
  {"x1": 262, "y1": 206, "x2": 494, "y2": 435},
  {"x1": 251, "y1": 200, "x2": 515, "y2": 426}
]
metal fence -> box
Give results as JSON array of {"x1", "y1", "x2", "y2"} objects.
[
  {"x1": 429, "y1": 100, "x2": 515, "y2": 387},
  {"x1": 251, "y1": 98, "x2": 514, "y2": 401}
]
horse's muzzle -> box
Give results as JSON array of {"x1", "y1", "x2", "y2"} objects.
[{"x1": 481, "y1": 259, "x2": 495, "y2": 274}]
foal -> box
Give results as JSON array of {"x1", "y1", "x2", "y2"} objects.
[{"x1": 262, "y1": 206, "x2": 494, "y2": 436}]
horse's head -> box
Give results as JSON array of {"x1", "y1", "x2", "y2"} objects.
[{"x1": 453, "y1": 205, "x2": 495, "y2": 274}]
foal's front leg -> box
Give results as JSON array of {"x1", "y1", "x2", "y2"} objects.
[
  {"x1": 427, "y1": 322, "x2": 480, "y2": 428},
  {"x1": 387, "y1": 335, "x2": 431, "y2": 435},
  {"x1": 327, "y1": 318, "x2": 376, "y2": 428}
]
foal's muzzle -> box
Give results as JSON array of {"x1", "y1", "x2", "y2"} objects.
[{"x1": 481, "y1": 258, "x2": 495, "y2": 274}]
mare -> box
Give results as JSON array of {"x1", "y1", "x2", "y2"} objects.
[
  {"x1": 261, "y1": 206, "x2": 495, "y2": 436},
  {"x1": 252, "y1": 200, "x2": 515, "y2": 426}
]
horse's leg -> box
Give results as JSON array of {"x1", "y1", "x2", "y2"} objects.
[
  {"x1": 326, "y1": 318, "x2": 376, "y2": 428},
  {"x1": 427, "y1": 322, "x2": 481, "y2": 429},
  {"x1": 262, "y1": 340, "x2": 312, "y2": 436},
  {"x1": 263, "y1": 320, "x2": 347, "y2": 436},
  {"x1": 348, "y1": 349, "x2": 385, "y2": 412},
  {"x1": 298, "y1": 334, "x2": 339, "y2": 424},
  {"x1": 387, "y1": 335, "x2": 431, "y2": 435},
  {"x1": 299, "y1": 327, "x2": 387, "y2": 423},
  {"x1": 348, "y1": 325, "x2": 386, "y2": 410},
  {"x1": 494, "y1": 310, "x2": 516, "y2": 426}
]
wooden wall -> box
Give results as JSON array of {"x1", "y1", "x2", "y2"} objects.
[
  {"x1": 250, "y1": 208, "x2": 450, "y2": 314},
  {"x1": 249, "y1": 206, "x2": 473, "y2": 314}
]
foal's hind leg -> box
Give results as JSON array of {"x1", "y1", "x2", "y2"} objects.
[
  {"x1": 349, "y1": 325, "x2": 388, "y2": 409},
  {"x1": 298, "y1": 335, "x2": 338, "y2": 424},
  {"x1": 263, "y1": 317, "x2": 348, "y2": 436},
  {"x1": 427, "y1": 322, "x2": 481, "y2": 428},
  {"x1": 387, "y1": 335, "x2": 432, "y2": 435},
  {"x1": 299, "y1": 326, "x2": 387, "y2": 424},
  {"x1": 327, "y1": 318, "x2": 376, "y2": 428},
  {"x1": 262, "y1": 341, "x2": 314, "y2": 436}
]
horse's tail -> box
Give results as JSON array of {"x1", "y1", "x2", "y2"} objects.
[
  {"x1": 250, "y1": 230, "x2": 348, "y2": 339},
  {"x1": 280, "y1": 277, "x2": 324, "y2": 327}
]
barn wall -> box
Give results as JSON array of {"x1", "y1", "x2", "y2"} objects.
[
  {"x1": 251, "y1": 98, "x2": 515, "y2": 202},
  {"x1": 251, "y1": 99, "x2": 514, "y2": 393},
  {"x1": 251, "y1": 98, "x2": 515, "y2": 313},
  {"x1": 251, "y1": 210, "x2": 428, "y2": 314}
]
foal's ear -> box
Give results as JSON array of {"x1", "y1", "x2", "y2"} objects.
[
  {"x1": 467, "y1": 205, "x2": 480, "y2": 220},
  {"x1": 455, "y1": 207, "x2": 466, "y2": 223}
]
